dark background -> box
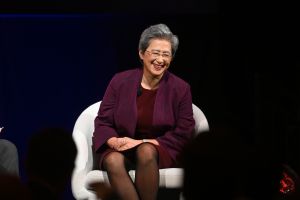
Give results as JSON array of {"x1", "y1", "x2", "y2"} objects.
[{"x1": 1, "y1": 1, "x2": 299, "y2": 199}]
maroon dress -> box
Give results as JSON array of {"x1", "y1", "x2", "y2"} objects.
[
  {"x1": 98, "y1": 86, "x2": 173, "y2": 170},
  {"x1": 135, "y1": 86, "x2": 173, "y2": 168}
]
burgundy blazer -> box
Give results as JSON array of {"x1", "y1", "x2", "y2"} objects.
[{"x1": 92, "y1": 68, "x2": 195, "y2": 163}]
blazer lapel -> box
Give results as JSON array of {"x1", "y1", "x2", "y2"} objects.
[{"x1": 116, "y1": 69, "x2": 142, "y2": 137}]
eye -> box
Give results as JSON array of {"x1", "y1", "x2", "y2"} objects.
[
  {"x1": 162, "y1": 53, "x2": 171, "y2": 58},
  {"x1": 152, "y1": 52, "x2": 160, "y2": 57}
]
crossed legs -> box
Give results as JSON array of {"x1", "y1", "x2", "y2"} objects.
[{"x1": 103, "y1": 143, "x2": 159, "y2": 200}]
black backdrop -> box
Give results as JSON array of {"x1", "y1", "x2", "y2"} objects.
[{"x1": 1, "y1": 1, "x2": 299, "y2": 199}]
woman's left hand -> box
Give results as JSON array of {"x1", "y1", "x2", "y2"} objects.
[{"x1": 115, "y1": 137, "x2": 142, "y2": 151}]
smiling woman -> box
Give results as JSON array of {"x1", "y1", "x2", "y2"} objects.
[
  {"x1": 92, "y1": 23, "x2": 195, "y2": 200},
  {"x1": 140, "y1": 39, "x2": 173, "y2": 89}
]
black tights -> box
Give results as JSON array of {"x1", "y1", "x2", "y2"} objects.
[{"x1": 103, "y1": 143, "x2": 159, "y2": 200}]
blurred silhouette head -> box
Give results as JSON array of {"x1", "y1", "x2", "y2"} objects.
[
  {"x1": 182, "y1": 125, "x2": 281, "y2": 200},
  {"x1": 25, "y1": 127, "x2": 77, "y2": 193}
]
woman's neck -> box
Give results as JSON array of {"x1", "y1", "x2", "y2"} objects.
[{"x1": 141, "y1": 73, "x2": 162, "y2": 90}]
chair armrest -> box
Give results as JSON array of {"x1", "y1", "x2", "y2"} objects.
[
  {"x1": 71, "y1": 169, "x2": 97, "y2": 200},
  {"x1": 72, "y1": 131, "x2": 95, "y2": 199},
  {"x1": 159, "y1": 168, "x2": 184, "y2": 188},
  {"x1": 73, "y1": 130, "x2": 93, "y2": 172}
]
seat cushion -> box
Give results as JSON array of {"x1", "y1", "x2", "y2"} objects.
[
  {"x1": 85, "y1": 170, "x2": 111, "y2": 188},
  {"x1": 85, "y1": 168, "x2": 184, "y2": 189}
]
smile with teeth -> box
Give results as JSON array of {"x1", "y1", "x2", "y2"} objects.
[{"x1": 153, "y1": 63, "x2": 164, "y2": 70}]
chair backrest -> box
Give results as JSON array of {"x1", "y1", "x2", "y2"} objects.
[
  {"x1": 72, "y1": 101, "x2": 209, "y2": 171},
  {"x1": 72, "y1": 102, "x2": 101, "y2": 172},
  {"x1": 192, "y1": 104, "x2": 209, "y2": 136}
]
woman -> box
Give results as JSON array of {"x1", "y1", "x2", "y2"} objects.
[{"x1": 93, "y1": 23, "x2": 195, "y2": 200}]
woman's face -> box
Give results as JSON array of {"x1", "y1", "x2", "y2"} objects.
[{"x1": 139, "y1": 39, "x2": 172, "y2": 79}]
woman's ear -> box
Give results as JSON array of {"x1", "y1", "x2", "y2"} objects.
[{"x1": 138, "y1": 50, "x2": 144, "y2": 60}]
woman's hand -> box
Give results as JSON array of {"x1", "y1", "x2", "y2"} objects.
[
  {"x1": 116, "y1": 137, "x2": 143, "y2": 151},
  {"x1": 107, "y1": 137, "x2": 159, "y2": 151},
  {"x1": 106, "y1": 137, "x2": 124, "y2": 150},
  {"x1": 106, "y1": 137, "x2": 141, "y2": 151}
]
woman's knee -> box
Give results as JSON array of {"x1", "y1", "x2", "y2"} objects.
[
  {"x1": 136, "y1": 144, "x2": 157, "y2": 163},
  {"x1": 102, "y1": 152, "x2": 125, "y2": 171}
]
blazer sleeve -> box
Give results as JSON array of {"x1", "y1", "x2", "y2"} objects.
[
  {"x1": 156, "y1": 84, "x2": 195, "y2": 161},
  {"x1": 93, "y1": 75, "x2": 119, "y2": 153}
]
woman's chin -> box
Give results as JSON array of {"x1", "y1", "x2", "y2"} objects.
[{"x1": 151, "y1": 67, "x2": 165, "y2": 75}]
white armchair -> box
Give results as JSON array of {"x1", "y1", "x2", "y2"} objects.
[{"x1": 71, "y1": 101, "x2": 209, "y2": 200}]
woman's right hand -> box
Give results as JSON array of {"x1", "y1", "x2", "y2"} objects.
[
  {"x1": 107, "y1": 137, "x2": 144, "y2": 151},
  {"x1": 106, "y1": 137, "x2": 126, "y2": 150}
]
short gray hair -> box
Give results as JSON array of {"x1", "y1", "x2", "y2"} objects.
[{"x1": 138, "y1": 24, "x2": 179, "y2": 57}]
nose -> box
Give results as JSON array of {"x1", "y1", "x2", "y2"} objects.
[{"x1": 155, "y1": 55, "x2": 164, "y2": 63}]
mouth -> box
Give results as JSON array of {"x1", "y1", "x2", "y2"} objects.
[{"x1": 153, "y1": 63, "x2": 164, "y2": 71}]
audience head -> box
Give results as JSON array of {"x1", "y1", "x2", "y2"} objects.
[
  {"x1": 25, "y1": 127, "x2": 77, "y2": 193},
  {"x1": 182, "y1": 124, "x2": 281, "y2": 200}
]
